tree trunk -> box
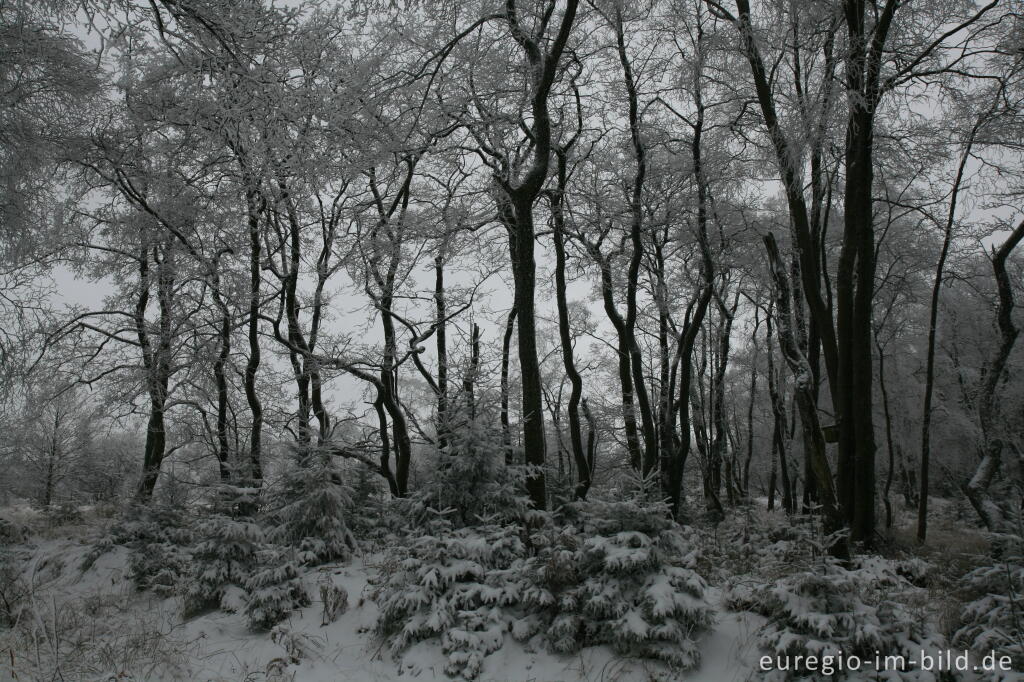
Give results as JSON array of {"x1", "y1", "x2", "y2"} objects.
[
  {"x1": 244, "y1": 187, "x2": 263, "y2": 486},
  {"x1": 136, "y1": 244, "x2": 173, "y2": 503},
  {"x1": 765, "y1": 312, "x2": 792, "y2": 514},
  {"x1": 435, "y1": 254, "x2": 449, "y2": 451},
  {"x1": 918, "y1": 110, "x2": 986, "y2": 541},
  {"x1": 964, "y1": 219, "x2": 1024, "y2": 531},
  {"x1": 551, "y1": 149, "x2": 590, "y2": 499},
  {"x1": 211, "y1": 259, "x2": 232, "y2": 484},
  {"x1": 876, "y1": 330, "x2": 896, "y2": 530},
  {"x1": 491, "y1": 0, "x2": 580, "y2": 510},
  {"x1": 509, "y1": 197, "x2": 547, "y2": 509},
  {"x1": 765, "y1": 234, "x2": 843, "y2": 543},
  {"x1": 501, "y1": 304, "x2": 517, "y2": 465}
]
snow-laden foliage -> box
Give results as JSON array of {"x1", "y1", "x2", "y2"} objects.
[
  {"x1": 91, "y1": 504, "x2": 193, "y2": 595},
  {"x1": 183, "y1": 505, "x2": 262, "y2": 617},
  {"x1": 543, "y1": 473, "x2": 712, "y2": 669},
  {"x1": 700, "y1": 507, "x2": 822, "y2": 582},
  {"x1": 265, "y1": 443, "x2": 356, "y2": 566},
  {"x1": 724, "y1": 545, "x2": 942, "y2": 679},
  {"x1": 245, "y1": 547, "x2": 311, "y2": 630},
  {"x1": 410, "y1": 414, "x2": 537, "y2": 529},
  {"x1": 0, "y1": 513, "x2": 29, "y2": 545},
  {"x1": 373, "y1": 469, "x2": 712, "y2": 679},
  {"x1": 0, "y1": 546, "x2": 27, "y2": 627},
  {"x1": 373, "y1": 520, "x2": 525, "y2": 680},
  {"x1": 955, "y1": 532, "x2": 1024, "y2": 670},
  {"x1": 44, "y1": 502, "x2": 82, "y2": 526}
]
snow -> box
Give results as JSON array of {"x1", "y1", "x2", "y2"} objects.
[
  {"x1": 5, "y1": 502, "x2": 1018, "y2": 682},
  {"x1": 1, "y1": 538, "x2": 776, "y2": 682}
]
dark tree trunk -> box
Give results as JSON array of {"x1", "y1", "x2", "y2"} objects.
[
  {"x1": 373, "y1": 392, "x2": 400, "y2": 497},
  {"x1": 508, "y1": 197, "x2": 547, "y2": 508},
  {"x1": 710, "y1": 294, "x2": 738, "y2": 505},
  {"x1": 611, "y1": 7, "x2": 658, "y2": 475},
  {"x1": 593, "y1": 255, "x2": 644, "y2": 471},
  {"x1": 766, "y1": 234, "x2": 844, "y2": 547},
  {"x1": 211, "y1": 257, "x2": 232, "y2": 484},
  {"x1": 136, "y1": 245, "x2": 173, "y2": 502},
  {"x1": 918, "y1": 111, "x2": 986, "y2": 541},
  {"x1": 765, "y1": 311, "x2": 792, "y2": 514},
  {"x1": 464, "y1": 323, "x2": 480, "y2": 422},
  {"x1": 877, "y1": 331, "x2": 896, "y2": 531},
  {"x1": 491, "y1": 0, "x2": 580, "y2": 510},
  {"x1": 964, "y1": 219, "x2": 1024, "y2": 531},
  {"x1": 743, "y1": 306, "x2": 761, "y2": 496},
  {"x1": 435, "y1": 254, "x2": 449, "y2": 451},
  {"x1": 244, "y1": 187, "x2": 263, "y2": 486},
  {"x1": 550, "y1": 149, "x2": 590, "y2": 499}
]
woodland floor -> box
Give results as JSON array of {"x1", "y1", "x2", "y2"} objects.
[{"x1": 0, "y1": 498, "x2": 1006, "y2": 682}]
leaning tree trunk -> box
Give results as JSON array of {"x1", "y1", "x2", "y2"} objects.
[{"x1": 964, "y1": 219, "x2": 1024, "y2": 532}]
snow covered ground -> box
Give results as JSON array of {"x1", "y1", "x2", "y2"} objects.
[
  {"x1": 2, "y1": 500, "x2": 1015, "y2": 682},
  {"x1": 0, "y1": 529, "x2": 772, "y2": 681}
]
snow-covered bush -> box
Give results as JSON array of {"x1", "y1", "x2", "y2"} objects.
[
  {"x1": 724, "y1": 548, "x2": 942, "y2": 678},
  {"x1": 373, "y1": 470, "x2": 713, "y2": 678},
  {"x1": 538, "y1": 472, "x2": 712, "y2": 670},
  {"x1": 245, "y1": 547, "x2": 310, "y2": 630},
  {"x1": 44, "y1": 502, "x2": 83, "y2": 527},
  {"x1": 0, "y1": 548, "x2": 27, "y2": 627},
  {"x1": 698, "y1": 506, "x2": 825, "y2": 582},
  {"x1": 412, "y1": 409, "x2": 536, "y2": 529},
  {"x1": 0, "y1": 514, "x2": 29, "y2": 545},
  {"x1": 265, "y1": 443, "x2": 356, "y2": 566},
  {"x1": 183, "y1": 509, "x2": 262, "y2": 616},
  {"x1": 90, "y1": 504, "x2": 193, "y2": 592},
  {"x1": 129, "y1": 541, "x2": 190, "y2": 597},
  {"x1": 373, "y1": 520, "x2": 527, "y2": 680},
  {"x1": 955, "y1": 532, "x2": 1024, "y2": 670}
]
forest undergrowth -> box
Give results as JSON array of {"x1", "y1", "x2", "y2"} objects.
[{"x1": 1, "y1": 470, "x2": 1020, "y2": 682}]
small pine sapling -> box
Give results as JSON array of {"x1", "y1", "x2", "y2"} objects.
[
  {"x1": 955, "y1": 529, "x2": 1024, "y2": 671},
  {"x1": 266, "y1": 442, "x2": 356, "y2": 566},
  {"x1": 245, "y1": 546, "x2": 311, "y2": 630},
  {"x1": 183, "y1": 486, "x2": 263, "y2": 616},
  {"x1": 562, "y1": 469, "x2": 713, "y2": 670}
]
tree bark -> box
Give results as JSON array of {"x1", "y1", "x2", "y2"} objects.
[
  {"x1": 501, "y1": 304, "x2": 517, "y2": 465},
  {"x1": 550, "y1": 149, "x2": 589, "y2": 499},
  {"x1": 765, "y1": 234, "x2": 843, "y2": 541},
  {"x1": 244, "y1": 187, "x2": 263, "y2": 487},
  {"x1": 492, "y1": 0, "x2": 580, "y2": 510},
  {"x1": 918, "y1": 110, "x2": 986, "y2": 541},
  {"x1": 964, "y1": 218, "x2": 1024, "y2": 531}
]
